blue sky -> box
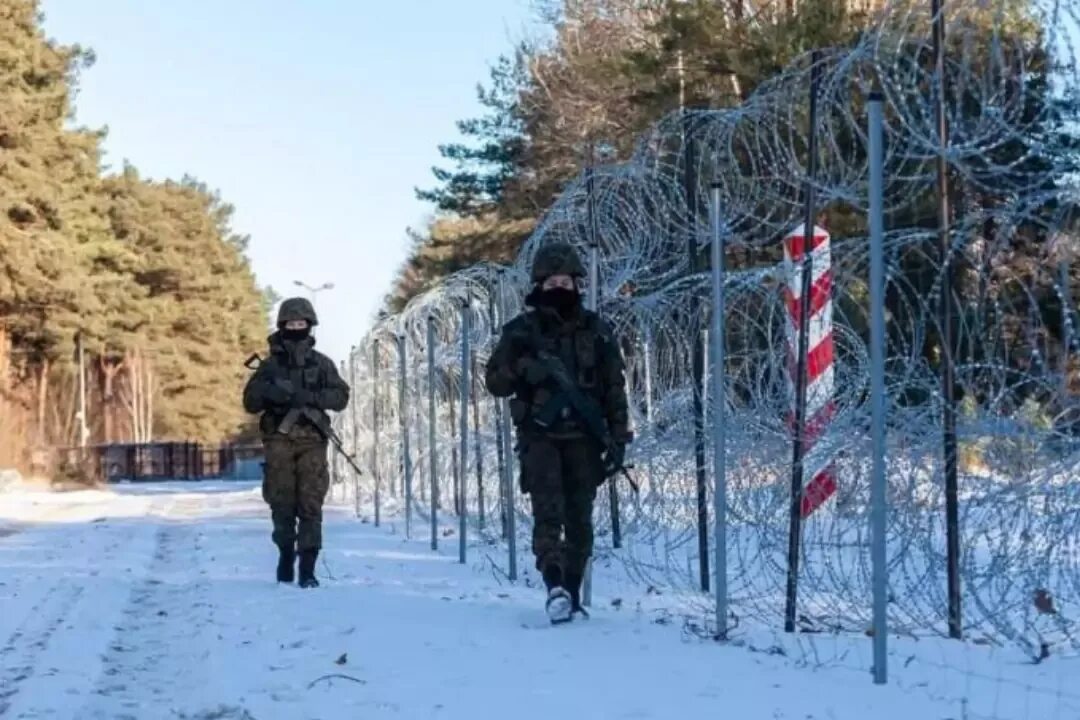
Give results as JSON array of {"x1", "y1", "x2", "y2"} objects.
[{"x1": 41, "y1": 0, "x2": 536, "y2": 365}]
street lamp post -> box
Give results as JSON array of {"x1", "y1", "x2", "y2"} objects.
[
  {"x1": 293, "y1": 280, "x2": 334, "y2": 327},
  {"x1": 293, "y1": 280, "x2": 334, "y2": 309}
]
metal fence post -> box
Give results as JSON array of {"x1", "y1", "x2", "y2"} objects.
[
  {"x1": 397, "y1": 334, "x2": 412, "y2": 539},
  {"x1": 472, "y1": 349, "x2": 485, "y2": 529},
  {"x1": 490, "y1": 271, "x2": 508, "y2": 539},
  {"x1": 709, "y1": 177, "x2": 729, "y2": 639},
  {"x1": 349, "y1": 347, "x2": 361, "y2": 517},
  {"x1": 590, "y1": 244, "x2": 622, "y2": 554},
  {"x1": 785, "y1": 50, "x2": 822, "y2": 633},
  {"x1": 868, "y1": 91, "x2": 889, "y2": 684},
  {"x1": 427, "y1": 316, "x2": 439, "y2": 551},
  {"x1": 449, "y1": 384, "x2": 460, "y2": 516},
  {"x1": 682, "y1": 109, "x2": 710, "y2": 595},
  {"x1": 931, "y1": 0, "x2": 962, "y2": 640},
  {"x1": 582, "y1": 241, "x2": 604, "y2": 607},
  {"x1": 459, "y1": 297, "x2": 471, "y2": 564},
  {"x1": 495, "y1": 273, "x2": 517, "y2": 580},
  {"x1": 372, "y1": 339, "x2": 382, "y2": 527}
]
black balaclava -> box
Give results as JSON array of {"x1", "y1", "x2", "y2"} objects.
[
  {"x1": 528, "y1": 283, "x2": 581, "y2": 319},
  {"x1": 280, "y1": 324, "x2": 311, "y2": 343}
]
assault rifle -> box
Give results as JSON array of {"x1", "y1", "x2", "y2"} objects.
[
  {"x1": 244, "y1": 353, "x2": 364, "y2": 477},
  {"x1": 528, "y1": 349, "x2": 639, "y2": 494}
]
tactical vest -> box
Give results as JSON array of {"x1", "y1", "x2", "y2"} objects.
[
  {"x1": 510, "y1": 311, "x2": 608, "y2": 439},
  {"x1": 259, "y1": 343, "x2": 329, "y2": 439}
]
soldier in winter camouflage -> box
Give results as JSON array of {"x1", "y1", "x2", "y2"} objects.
[
  {"x1": 484, "y1": 243, "x2": 632, "y2": 623},
  {"x1": 243, "y1": 297, "x2": 350, "y2": 588}
]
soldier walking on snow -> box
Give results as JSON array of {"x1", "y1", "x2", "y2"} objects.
[
  {"x1": 243, "y1": 298, "x2": 350, "y2": 588},
  {"x1": 484, "y1": 243, "x2": 632, "y2": 623}
]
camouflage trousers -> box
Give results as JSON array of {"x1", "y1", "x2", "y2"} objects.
[
  {"x1": 520, "y1": 435, "x2": 603, "y2": 579},
  {"x1": 262, "y1": 436, "x2": 330, "y2": 552}
]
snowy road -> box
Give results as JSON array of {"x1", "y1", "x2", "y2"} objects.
[{"x1": 0, "y1": 481, "x2": 1043, "y2": 719}]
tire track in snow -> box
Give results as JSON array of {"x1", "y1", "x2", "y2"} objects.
[
  {"x1": 0, "y1": 519, "x2": 142, "y2": 718},
  {"x1": 0, "y1": 506, "x2": 86, "y2": 647},
  {"x1": 0, "y1": 580, "x2": 85, "y2": 717},
  {"x1": 82, "y1": 495, "x2": 233, "y2": 720}
]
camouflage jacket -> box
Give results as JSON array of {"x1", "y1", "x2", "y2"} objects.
[
  {"x1": 484, "y1": 305, "x2": 631, "y2": 444},
  {"x1": 242, "y1": 332, "x2": 350, "y2": 439}
]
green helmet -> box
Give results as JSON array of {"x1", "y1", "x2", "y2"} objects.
[
  {"x1": 531, "y1": 242, "x2": 586, "y2": 283},
  {"x1": 277, "y1": 297, "x2": 318, "y2": 327}
]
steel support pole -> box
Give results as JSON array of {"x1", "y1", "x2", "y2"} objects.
[
  {"x1": 683, "y1": 111, "x2": 710, "y2": 594},
  {"x1": 349, "y1": 347, "x2": 361, "y2": 517},
  {"x1": 709, "y1": 179, "x2": 729, "y2": 639},
  {"x1": 372, "y1": 340, "x2": 382, "y2": 527},
  {"x1": 397, "y1": 335, "x2": 412, "y2": 539},
  {"x1": 494, "y1": 274, "x2": 517, "y2": 580},
  {"x1": 459, "y1": 299, "x2": 471, "y2": 564},
  {"x1": 427, "y1": 317, "x2": 439, "y2": 550},
  {"x1": 869, "y1": 92, "x2": 889, "y2": 684},
  {"x1": 784, "y1": 50, "x2": 821, "y2": 633},
  {"x1": 931, "y1": 0, "x2": 962, "y2": 640}
]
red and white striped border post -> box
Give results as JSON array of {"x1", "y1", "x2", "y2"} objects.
[{"x1": 783, "y1": 223, "x2": 838, "y2": 518}]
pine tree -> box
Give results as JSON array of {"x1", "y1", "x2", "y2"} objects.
[
  {"x1": 102, "y1": 167, "x2": 267, "y2": 442},
  {"x1": 0, "y1": 0, "x2": 287, "y2": 460},
  {"x1": 415, "y1": 51, "x2": 530, "y2": 218}
]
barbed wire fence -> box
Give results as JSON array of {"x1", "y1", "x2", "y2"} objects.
[{"x1": 328, "y1": 1, "x2": 1080, "y2": 716}]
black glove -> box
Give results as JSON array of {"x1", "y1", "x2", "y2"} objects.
[
  {"x1": 603, "y1": 442, "x2": 626, "y2": 476},
  {"x1": 263, "y1": 382, "x2": 292, "y2": 406},
  {"x1": 289, "y1": 388, "x2": 315, "y2": 409},
  {"x1": 516, "y1": 357, "x2": 548, "y2": 385}
]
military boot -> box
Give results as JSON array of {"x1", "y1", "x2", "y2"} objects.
[
  {"x1": 564, "y1": 570, "x2": 589, "y2": 619},
  {"x1": 276, "y1": 544, "x2": 295, "y2": 583},
  {"x1": 541, "y1": 563, "x2": 571, "y2": 624},
  {"x1": 298, "y1": 549, "x2": 320, "y2": 588}
]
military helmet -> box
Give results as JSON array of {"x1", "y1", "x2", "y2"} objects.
[
  {"x1": 277, "y1": 297, "x2": 318, "y2": 327},
  {"x1": 531, "y1": 242, "x2": 586, "y2": 283}
]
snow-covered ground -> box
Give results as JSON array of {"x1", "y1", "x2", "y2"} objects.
[{"x1": 0, "y1": 480, "x2": 1075, "y2": 720}]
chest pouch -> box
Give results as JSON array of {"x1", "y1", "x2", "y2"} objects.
[
  {"x1": 302, "y1": 364, "x2": 320, "y2": 389},
  {"x1": 575, "y1": 330, "x2": 598, "y2": 389}
]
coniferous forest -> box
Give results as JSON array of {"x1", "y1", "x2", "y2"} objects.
[
  {"x1": 391, "y1": 0, "x2": 893, "y2": 309},
  {"x1": 0, "y1": 0, "x2": 270, "y2": 468},
  {"x1": 390, "y1": 0, "x2": 1077, "y2": 420},
  {"x1": 3, "y1": 0, "x2": 1075, "y2": 473}
]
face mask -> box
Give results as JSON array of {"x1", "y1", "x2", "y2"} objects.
[
  {"x1": 537, "y1": 287, "x2": 580, "y2": 316},
  {"x1": 280, "y1": 327, "x2": 311, "y2": 342}
]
